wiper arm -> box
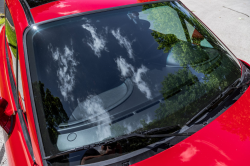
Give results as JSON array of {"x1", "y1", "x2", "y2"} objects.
[
  {"x1": 186, "y1": 79, "x2": 250, "y2": 125},
  {"x1": 102, "y1": 125, "x2": 192, "y2": 145},
  {"x1": 105, "y1": 132, "x2": 194, "y2": 140},
  {"x1": 44, "y1": 125, "x2": 189, "y2": 160}
]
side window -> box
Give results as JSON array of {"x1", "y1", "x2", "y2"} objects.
[{"x1": 5, "y1": 6, "x2": 26, "y2": 112}]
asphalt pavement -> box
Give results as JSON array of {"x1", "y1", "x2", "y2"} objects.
[
  {"x1": 0, "y1": 0, "x2": 249, "y2": 166},
  {"x1": 0, "y1": 0, "x2": 3, "y2": 13}
]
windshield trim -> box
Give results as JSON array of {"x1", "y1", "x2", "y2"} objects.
[
  {"x1": 22, "y1": 0, "x2": 242, "y2": 160},
  {"x1": 23, "y1": 27, "x2": 48, "y2": 165}
]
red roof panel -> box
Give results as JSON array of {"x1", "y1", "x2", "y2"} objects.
[{"x1": 30, "y1": 0, "x2": 159, "y2": 23}]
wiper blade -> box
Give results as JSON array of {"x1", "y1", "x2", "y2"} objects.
[
  {"x1": 102, "y1": 125, "x2": 192, "y2": 145},
  {"x1": 105, "y1": 132, "x2": 194, "y2": 140},
  {"x1": 44, "y1": 125, "x2": 187, "y2": 160},
  {"x1": 186, "y1": 79, "x2": 250, "y2": 125}
]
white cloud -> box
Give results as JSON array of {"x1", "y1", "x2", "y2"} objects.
[
  {"x1": 180, "y1": 144, "x2": 199, "y2": 162},
  {"x1": 132, "y1": 65, "x2": 152, "y2": 99},
  {"x1": 111, "y1": 29, "x2": 135, "y2": 59},
  {"x1": 195, "y1": 140, "x2": 230, "y2": 160},
  {"x1": 58, "y1": 10, "x2": 80, "y2": 15},
  {"x1": 123, "y1": 123, "x2": 134, "y2": 134},
  {"x1": 115, "y1": 57, "x2": 152, "y2": 99},
  {"x1": 115, "y1": 56, "x2": 134, "y2": 77},
  {"x1": 78, "y1": 95, "x2": 112, "y2": 140},
  {"x1": 46, "y1": 66, "x2": 51, "y2": 74},
  {"x1": 56, "y1": 2, "x2": 70, "y2": 8},
  {"x1": 215, "y1": 160, "x2": 227, "y2": 166},
  {"x1": 48, "y1": 44, "x2": 60, "y2": 60},
  {"x1": 49, "y1": 45, "x2": 78, "y2": 101},
  {"x1": 145, "y1": 114, "x2": 153, "y2": 124},
  {"x1": 104, "y1": 27, "x2": 109, "y2": 34},
  {"x1": 81, "y1": 17, "x2": 91, "y2": 23},
  {"x1": 82, "y1": 24, "x2": 108, "y2": 58}
]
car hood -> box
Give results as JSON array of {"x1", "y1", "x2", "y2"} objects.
[{"x1": 133, "y1": 83, "x2": 250, "y2": 166}]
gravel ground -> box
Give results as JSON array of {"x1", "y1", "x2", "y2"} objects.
[
  {"x1": 0, "y1": 0, "x2": 249, "y2": 166},
  {"x1": 0, "y1": 129, "x2": 7, "y2": 166}
]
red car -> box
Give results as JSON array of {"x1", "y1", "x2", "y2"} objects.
[{"x1": 1, "y1": 0, "x2": 250, "y2": 165}]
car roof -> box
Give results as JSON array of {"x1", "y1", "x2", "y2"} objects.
[
  {"x1": 25, "y1": 0, "x2": 162, "y2": 23},
  {"x1": 26, "y1": 0, "x2": 160, "y2": 8}
]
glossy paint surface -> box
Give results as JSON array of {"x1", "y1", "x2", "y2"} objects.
[
  {"x1": 0, "y1": 26, "x2": 33, "y2": 165},
  {"x1": 0, "y1": 27, "x2": 15, "y2": 117},
  {"x1": 0, "y1": 25, "x2": 15, "y2": 134},
  {"x1": 3, "y1": 0, "x2": 43, "y2": 165},
  {"x1": 30, "y1": 0, "x2": 158, "y2": 23},
  {"x1": 133, "y1": 82, "x2": 250, "y2": 166}
]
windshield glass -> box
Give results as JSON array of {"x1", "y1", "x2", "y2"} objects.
[{"x1": 26, "y1": 1, "x2": 241, "y2": 158}]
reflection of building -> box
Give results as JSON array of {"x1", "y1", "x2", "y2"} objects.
[{"x1": 192, "y1": 29, "x2": 204, "y2": 45}]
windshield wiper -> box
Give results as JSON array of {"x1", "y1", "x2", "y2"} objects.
[
  {"x1": 44, "y1": 125, "x2": 193, "y2": 160},
  {"x1": 186, "y1": 78, "x2": 250, "y2": 125},
  {"x1": 103, "y1": 132, "x2": 194, "y2": 141}
]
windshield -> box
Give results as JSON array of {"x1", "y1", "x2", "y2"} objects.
[{"x1": 26, "y1": 1, "x2": 241, "y2": 159}]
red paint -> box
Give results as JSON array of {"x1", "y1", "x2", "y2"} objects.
[
  {"x1": 239, "y1": 59, "x2": 250, "y2": 67},
  {"x1": 0, "y1": 27, "x2": 15, "y2": 116},
  {"x1": 1, "y1": 25, "x2": 33, "y2": 165},
  {"x1": 0, "y1": 97, "x2": 8, "y2": 112},
  {"x1": 3, "y1": 0, "x2": 43, "y2": 165},
  {"x1": 0, "y1": 97, "x2": 12, "y2": 133},
  {"x1": 0, "y1": 26, "x2": 16, "y2": 135},
  {"x1": 30, "y1": 0, "x2": 158, "y2": 23},
  {"x1": 5, "y1": 114, "x2": 34, "y2": 166}
]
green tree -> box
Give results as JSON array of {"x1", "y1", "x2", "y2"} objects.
[
  {"x1": 0, "y1": 17, "x2": 4, "y2": 25},
  {"x1": 171, "y1": 41, "x2": 209, "y2": 66},
  {"x1": 6, "y1": 17, "x2": 17, "y2": 58},
  {"x1": 33, "y1": 81, "x2": 69, "y2": 145}
]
